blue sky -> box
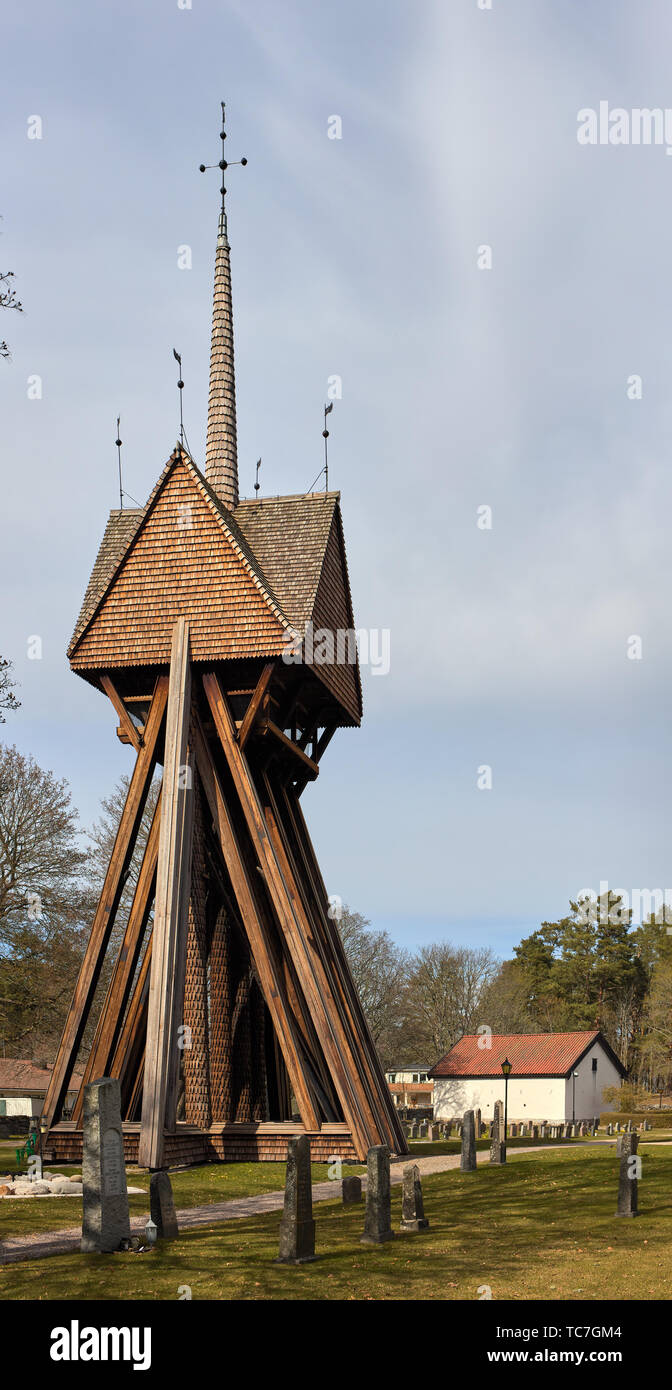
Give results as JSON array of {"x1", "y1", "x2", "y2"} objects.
[{"x1": 2, "y1": 0, "x2": 672, "y2": 959}]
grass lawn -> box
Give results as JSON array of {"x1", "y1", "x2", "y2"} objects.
[
  {"x1": 0, "y1": 1160, "x2": 364, "y2": 1240},
  {"x1": 1, "y1": 1145, "x2": 670, "y2": 1301}
]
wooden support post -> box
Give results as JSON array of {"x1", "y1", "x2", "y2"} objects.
[
  {"x1": 101, "y1": 673, "x2": 143, "y2": 751},
  {"x1": 111, "y1": 936, "x2": 152, "y2": 1117},
  {"x1": 41, "y1": 676, "x2": 169, "y2": 1133},
  {"x1": 192, "y1": 716, "x2": 321, "y2": 1131},
  {"x1": 280, "y1": 783, "x2": 407, "y2": 1154},
  {"x1": 72, "y1": 788, "x2": 162, "y2": 1123},
  {"x1": 264, "y1": 721, "x2": 319, "y2": 780},
  {"x1": 238, "y1": 662, "x2": 274, "y2": 751},
  {"x1": 203, "y1": 671, "x2": 376, "y2": 1158},
  {"x1": 138, "y1": 620, "x2": 194, "y2": 1168}
]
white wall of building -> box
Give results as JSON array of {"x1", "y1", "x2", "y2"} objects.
[
  {"x1": 433, "y1": 1042, "x2": 622, "y2": 1122},
  {"x1": 564, "y1": 1039, "x2": 622, "y2": 1120},
  {"x1": 3, "y1": 1096, "x2": 42, "y2": 1117},
  {"x1": 433, "y1": 1075, "x2": 566, "y2": 1122}
]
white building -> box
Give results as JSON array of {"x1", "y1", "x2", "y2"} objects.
[
  {"x1": 0, "y1": 1059, "x2": 83, "y2": 1120},
  {"x1": 385, "y1": 1064, "x2": 433, "y2": 1111},
  {"x1": 429, "y1": 1031, "x2": 625, "y2": 1124}
]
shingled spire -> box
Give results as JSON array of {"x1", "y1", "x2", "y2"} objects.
[{"x1": 204, "y1": 104, "x2": 246, "y2": 509}]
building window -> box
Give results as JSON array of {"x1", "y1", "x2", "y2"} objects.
[{"x1": 592, "y1": 1058, "x2": 598, "y2": 1073}]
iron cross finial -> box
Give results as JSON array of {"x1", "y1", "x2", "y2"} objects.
[{"x1": 199, "y1": 101, "x2": 247, "y2": 238}]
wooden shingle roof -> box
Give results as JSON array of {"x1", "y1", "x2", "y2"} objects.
[
  {"x1": 68, "y1": 448, "x2": 362, "y2": 723},
  {"x1": 234, "y1": 493, "x2": 339, "y2": 632}
]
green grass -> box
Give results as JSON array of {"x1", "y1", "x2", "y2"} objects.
[
  {"x1": 2, "y1": 1146, "x2": 670, "y2": 1301},
  {"x1": 0, "y1": 1160, "x2": 364, "y2": 1240}
]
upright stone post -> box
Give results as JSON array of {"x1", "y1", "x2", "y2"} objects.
[
  {"x1": 149, "y1": 1170, "x2": 179, "y2": 1240},
  {"x1": 361, "y1": 1145, "x2": 394, "y2": 1245},
  {"x1": 490, "y1": 1099, "x2": 506, "y2": 1165},
  {"x1": 277, "y1": 1135, "x2": 316, "y2": 1263},
  {"x1": 474, "y1": 1108, "x2": 482, "y2": 1141},
  {"x1": 342, "y1": 1175, "x2": 362, "y2": 1205},
  {"x1": 461, "y1": 1110, "x2": 477, "y2": 1172},
  {"x1": 81, "y1": 1077, "x2": 131, "y2": 1254},
  {"x1": 400, "y1": 1163, "x2": 429, "y2": 1232},
  {"x1": 616, "y1": 1133, "x2": 639, "y2": 1218}
]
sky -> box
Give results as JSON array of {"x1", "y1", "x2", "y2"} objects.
[{"x1": 2, "y1": 0, "x2": 672, "y2": 961}]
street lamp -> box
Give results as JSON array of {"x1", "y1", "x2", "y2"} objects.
[
  {"x1": 501, "y1": 1057, "x2": 512, "y2": 1140},
  {"x1": 572, "y1": 1070, "x2": 578, "y2": 1125}
]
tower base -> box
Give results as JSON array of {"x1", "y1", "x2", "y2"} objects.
[{"x1": 44, "y1": 1121, "x2": 360, "y2": 1168}]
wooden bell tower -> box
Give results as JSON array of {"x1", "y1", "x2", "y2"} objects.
[{"x1": 42, "y1": 106, "x2": 406, "y2": 1168}]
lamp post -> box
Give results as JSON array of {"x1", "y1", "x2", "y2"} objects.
[
  {"x1": 572, "y1": 1070, "x2": 578, "y2": 1125},
  {"x1": 501, "y1": 1057, "x2": 512, "y2": 1140}
]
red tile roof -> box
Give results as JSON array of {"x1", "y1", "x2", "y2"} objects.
[
  {"x1": 0, "y1": 1059, "x2": 84, "y2": 1094},
  {"x1": 429, "y1": 1031, "x2": 619, "y2": 1078}
]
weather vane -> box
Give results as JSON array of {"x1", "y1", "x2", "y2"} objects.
[
  {"x1": 255, "y1": 457, "x2": 261, "y2": 498},
  {"x1": 116, "y1": 416, "x2": 123, "y2": 509},
  {"x1": 173, "y1": 349, "x2": 185, "y2": 446},
  {"x1": 199, "y1": 100, "x2": 247, "y2": 237},
  {"x1": 323, "y1": 401, "x2": 334, "y2": 491}
]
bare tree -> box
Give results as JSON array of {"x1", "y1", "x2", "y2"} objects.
[
  {"x1": 402, "y1": 943, "x2": 499, "y2": 1062},
  {"x1": 336, "y1": 906, "x2": 411, "y2": 1068},
  {"x1": 0, "y1": 656, "x2": 20, "y2": 722},
  {"x1": 0, "y1": 744, "x2": 91, "y2": 1055},
  {"x1": 0, "y1": 268, "x2": 23, "y2": 359}
]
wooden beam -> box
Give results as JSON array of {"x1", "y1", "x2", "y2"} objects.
[
  {"x1": 238, "y1": 662, "x2": 274, "y2": 751},
  {"x1": 71, "y1": 787, "x2": 162, "y2": 1124},
  {"x1": 260, "y1": 784, "x2": 379, "y2": 1153},
  {"x1": 192, "y1": 715, "x2": 321, "y2": 1131},
  {"x1": 202, "y1": 671, "x2": 374, "y2": 1157},
  {"x1": 111, "y1": 935, "x2": 152, "y2": 1116},
  {"x1": 101, "y1": 673, "x2": 142, "y2": 752},
  {"x1": 279, "y1": 782, "x2": 407, "y2": 1154},
  {"x1": 41, "y1": 675, "x2": 169, "y2": 1133},
  {"x1": 264, "y1": 721, "x2": 319, "y2": 780},
  {"x1": 314, "y1": 723, "x2": 337, "y2": 762},
  {"x1": 139, "y1": 620, "x2": 194, "y2": 1168}
]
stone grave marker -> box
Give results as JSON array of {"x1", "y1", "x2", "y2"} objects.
[
  {"x1": 342, "y1": 1175, "x2": 362, "y2": 1204},
  {"x1": 149, "y1": 1170, "x2": 179, "y2": 1240},
  {"x1": 81, "y1": 1077, "x2": 131, "y2": 1254},
  {"x1": 490, "y1": 1099, "x2": 506, "y2": 1165},
  {"x1": 461, "y1": 1110, "x2": 477, "y2": 1172},
  {"x1": 361, "y1": 1145, "x2": 394, "y2": 1245},
  {"x1": 277, "y1": 1134, "x2": 317, "y2": 1263},
  {"x1": 400, "y1": 1163, "x2": 429, "y2": 1232},
  {"x1": 616, "y1": 1133, "x2": 638, "y2": 1218}
]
